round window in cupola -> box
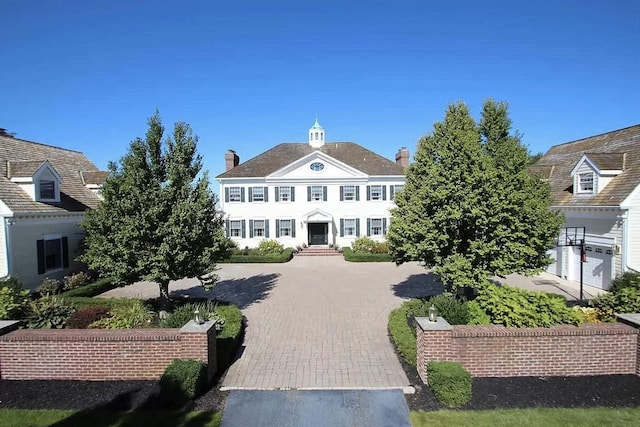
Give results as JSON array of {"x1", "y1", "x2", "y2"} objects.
[{"x1": 310, "y1": 162, "x2": 325, "y2": 172}]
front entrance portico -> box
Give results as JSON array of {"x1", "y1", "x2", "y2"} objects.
[{"x1": 303, "y1": 208, "x2": 334, "y2": 246}]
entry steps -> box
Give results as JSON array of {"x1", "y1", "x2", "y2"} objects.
[{"x1": 295, "y1": 247, "x2": 342, "y2": 256}]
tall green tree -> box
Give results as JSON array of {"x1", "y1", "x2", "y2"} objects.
[
  {"x1": 387, "y1": 100, "x2": 563, "y2": 292},
  {"x1": 80, "y1": 112, "x2": 229, "y2": 306}
]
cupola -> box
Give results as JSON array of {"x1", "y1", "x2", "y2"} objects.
[{"x1": 308, "y1": 117, "x2": 325, "y2": 148}]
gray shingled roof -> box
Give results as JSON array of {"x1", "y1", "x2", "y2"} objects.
[
  {"x1": 7, "y1": 161, "x2": 48, "y2": 178},
  {"x1": 0, "y1": 135, "x2": 103, "y2": 213},
  {"x1": 216, "y1": 142, "x2": 405, "y2": 178},
  {"x1": 534, "y1": 124, "x2": 640, "y2": 207},
  {"x1": 80, "y1": 171, "x2": 110, "y2": 185}
]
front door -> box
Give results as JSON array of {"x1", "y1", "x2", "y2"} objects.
[{"x1": 308, "y1": 222, "x2": 328, "y2": 245}]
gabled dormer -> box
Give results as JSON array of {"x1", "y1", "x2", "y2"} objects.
[
  {"x1": 8, "y1": 160, "x2": 62, "y2": 203},
  {"x1": 80, "y1": 171, "x2": 110, "y2": 199},
  {"x1": 570, "y1": 152, "x2": 625, "y2": 195}
]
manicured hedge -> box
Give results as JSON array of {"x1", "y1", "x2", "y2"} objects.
[
  {"x1": 214, "y1": 303, "x2": 244, "y2": 371},
  {"x1": 388, "y1": 299, "x2": 425, "y2": 367},
  {"x1": 220, "y1": 248, "x2": 294, "y2": 263},
  {"x1": 342, "y1": 248, "x2": 392, "y2": 262},
  {"x1": 427, "y1": 361, "x2": 472, "y2": 407},
  {"x1": 160, "y1": 359, "x2": 208, "y2": 407},
  {"x1": 60, "y1": 278, "x2": 118, "y2": 297}
]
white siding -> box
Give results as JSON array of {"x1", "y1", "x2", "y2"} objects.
[
  {"x1": 626, "y1": 207, "x2": 640, "y2": 271},
  {"x1": 0, "y1": 218, "x2": 7, "y2": 277}
]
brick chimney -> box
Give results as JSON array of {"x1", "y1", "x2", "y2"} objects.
[
  {"x1": 395, "y1": 147, "x2": 410, "y2": 168},
  {"x1": 225, "y1": 150, "x2": 239, "y2": 171}
]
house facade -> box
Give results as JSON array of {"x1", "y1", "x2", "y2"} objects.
[
  {"x1": 216, "y1": 119, "x2": 408, "y2": 249},
  {"x1": 533, "y1": 124, "x2": 640, "y2": 289},
  {"x1": 0, "y1": 134, "x2": 106, "y2": 289}
]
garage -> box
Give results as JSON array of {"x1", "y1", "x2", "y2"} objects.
[
  {"x1": 546, "y1": 247, "x2": 562, "y2": 276},
  {"x1": 582, "y1": 245, "x2": 614, "y2": 289}
]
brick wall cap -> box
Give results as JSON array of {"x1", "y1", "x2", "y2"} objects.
[
  {"x1": 179, "y1": 320, "x2": 217, "y2": 334},
  {"x1": 0, "y1": 328, "x2": 181, "y2": 342},
  {"x1": 451, "y1": 323, "x2": 637, "y2": 338},
  {"x1": 617, "y1": 313, "x2": 640, "y2": 328},
  {"x1": 416, "y1": 317, "x2": 453, "y2": 331},
  {"x1": 0, "y1": 321, "x2": 20, "y2": 335}
]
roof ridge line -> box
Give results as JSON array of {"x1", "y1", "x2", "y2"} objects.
[
  {"x1": 0, "y1": 135, "x2": 85, "y2": 155},
  {"x1": 550, "y1": 123, "x2": 640, "y2": 149}
]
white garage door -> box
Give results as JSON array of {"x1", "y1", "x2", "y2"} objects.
[
  {"x1": 546, "y1": 247, "x2": 561, "y2": 276},
  {"x1": 582, "y1": 245, "x2": 613, "y2": 289}
]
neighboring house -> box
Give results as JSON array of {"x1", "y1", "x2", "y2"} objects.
[
  {"x1": 216, "y1": 119, "x2": 408, "y2": 249},
  {"x1": 532, "y1": 124, "x2": 640, "y2": 289},
  {"x1": 0, "y1": 133, "x2": 107, "y2": 290}
]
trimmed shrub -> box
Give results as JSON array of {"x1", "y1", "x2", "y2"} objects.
[
  {"x1": 37, "y1": 277, "x2": 62, "y2": 296},
  {"x1": 221, "y1": 248, "x2": 294, "y2": 263},
  {"x1": 213, "y1": 303, "x2": 244, "y2": 371},
  {"x1": 26, "y1": 296, "x2": 76, "y2": 329},
  {"x1": 89, "y1": 299, "x2": 154, "y2": 329},
  {"x1": 343, "y1": 248, "x2": 392, "y2": 262},
  {"x1": 0, "y1": 277, "x2": 30, "y2": 320},
  {"x1": 62, "y1": 272, "x2": 92, "y2": 292},
  {"x1": 388, "y1": 299, "x2": 426, "y2": 367},
  {"x1": 427, "y1": 361, "x2": 472, "y2": 407},
  {"x1": 160, "y1": 359, "x2": 208, "y2": 407},
  {"x1": 66, "y1": 306, "x2": 111, "y2": 329},
  {"x1": 351, "y1": 236, "x2": 388, "y2": 254},
  {"x1": 61, "y1": 277, "x2": 118, "y2": 297},
  {"x1": 474, "y1": 283, "x2": 583, "y2": 327},
  {"x1": 257, "y1": 239, "x2": 284, "y2": 255},
  {"x1": 425, "y1": 293, "x2": 469, "y2": 325}
]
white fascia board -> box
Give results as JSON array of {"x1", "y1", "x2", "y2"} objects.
[
  {"x1": 268, "y1": 151, "x2": 368, "y2": 179},
  {"x1": 621, "y1": 183, "x2": 640, "y2": 209},
  {"x1": 570, "y1": 156, "x2": 599, "y2": 177},
  {"x1": 0, "y1": 199, "x2": 13, "y2": 216},
  {"x1": 9, "y1": 177, "x2": 33, "y2": 183}
]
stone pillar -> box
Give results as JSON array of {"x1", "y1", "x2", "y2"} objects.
[
  {"x1": 179, "y1": 320, "x2": 218, "y2": 383},
  {"x1": 617, "y1": 313, "x2": 640, "y2": 376},
  {"x1": 416, "y1": 316, "x2": 453, "y2": 384}
]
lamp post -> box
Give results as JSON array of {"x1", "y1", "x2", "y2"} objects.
[{"x1": 428, "y1": 305, "x2": 438, "y2": 322}]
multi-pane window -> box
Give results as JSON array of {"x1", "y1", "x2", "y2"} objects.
[
  {"x1": 390, "y1": 185, "x2": 404, "y2": 200},
  {"x1": 279, "y1": 219, "x2": 292, "y2": 237},
  {"x1": 229, "y1": 220, "x2": 242, "y2": 237},
  {"x1": 251, "y1": 187, "x2": 264, "y2": 202},
  {"x1": 344, "y1": 219, "x2": 356, "y2": 236},
  {"x1": 229, "y1": 187, "x2": 241, "y2": 202},
  {"x1": 278, "y1": 186, "x2": 291, "y2": 201},
  {"x1": 343, "y1": 185, "x2": 356, "y2": 201},
  {"x1": 311, "y1": 186, "x2": 323, "y2": 201},
  {"x1": 369, "y1": 185, "x2": 383, "y2": 200},
  {"x1": 370, "y1": 218, "x2": 383, "y2": 236},
  {"x1": 253, "y1": 220, "x2": 265, "y2": 237},
  {"x1": 44, "y1": 238, "x2": 63, "y2": 271},
  {"x1": 578, "y1": 173, "x2": 594, "y2": 193},
  {"x1": 39, "y1": 180, "x2": 56, "y2": 200}
]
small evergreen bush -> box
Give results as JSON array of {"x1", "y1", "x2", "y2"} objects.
[
  {"x1": 351, "y1": 236, "x2": 388, "y2": 254},
  {"x1": 0, "y1": 277, "x2": 30, "y2": 320},
  {"x1": 66, "y1": 306, "x2": 111, "y2": 329},
  {"x1": 425, "y1": 293, "x2": 469, "y2": 325},
  {"x1": 26, "y1": 296, "x2": 76, "y2": 329},
  {"x1": 427, "y1": 361, "x2": 472, "y2": 407},
  {"x1": 160, "y1": 359, "x2": 208, "y2": 406},
  {"x1": 222, "y1": 248, "x2": 294, "y2": 263},
  {"x1": 257, "y1": 239, "x2": 284, "y2": 255},
  {"x1": 591, "y1": 288, "x2": 640, "y2": 322},
  {"x1": 37, "y1": 277, "x2": 62, "y2": 296}
]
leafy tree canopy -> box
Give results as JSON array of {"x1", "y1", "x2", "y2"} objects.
[
  {"x1": 387, "y1": 100, "x2": 563, "y2": 291},
  {"x1": 80, "y1": 112, "x2": 229, "y2": 305}
]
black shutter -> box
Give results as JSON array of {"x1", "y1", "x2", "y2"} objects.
[
  {"x1": 265, "y1": 219, "x2": 270, "y2": 238},
  {"x1": 356, "y1": 186, "x2": 360, "y2": 201},
  {"x1": 382, "y1": 186, "x2": 387, "y2": 201},
  {"x1": 307, "y1": 186, "x2": 311, "y2": 201},
  {"x1": 275, "y1": 187, "x2": 280, "y2": 202},
  {"x1": 225, "y1": 188, "x2": 229, "y2": 203},
  {"x1": 276, "y1": 219, "x2": 280, "y2": 238},
  {"x1": 240, "y1": 188, "x2": 245, "y2": 202},
  {"x1": 241, "y1": 220, "x2": 246, "y2": 238},
  {"x1": 291, "y1": 219, "x2": 296, "y2": 238},
  {"x1": 366, "y1": 186, "x2": 371, "y2": 201},
  {"x1": 248, "y1": 187, "x2": 253, "y2": 202},
  {"x1": 249, "y1": 220, "x2": 254, "y2": 238},
  {"x1": 383, "y1": 218, "x2": 388, "y2": 235},
  {"x1": 367, "y1": 218, "x2": 371, "y2": 236},
  {"x1": 37, "y1": 239, "x2": 45, "y2": 274},
  {"x1": 62, "y1": 237, "x2": 69, "y2": 268},
  {"x1": 225, "y1": 220, "x2": 230, "y2": 238},
  {"x1": 356, "y1": 219, "x2": 360, "y2": 237},
  {"x1": 323, "y1": 186, "x2": 327, "y2": 201},
  {"x1": 390, "y1": 185, "x2": 395, "y2": 200},
  {"x1": 291, "y1": 187, "x2": 295, "y2": 202},
  {"x1": 264, "y1": 187, "x2": 269, "y2": 202},
  {"x1": 340, "y1": 186, "x2": 344, "y2": 201},
  {"x1": 340, "y1": 219, "x2": 344, "y2": 237}
]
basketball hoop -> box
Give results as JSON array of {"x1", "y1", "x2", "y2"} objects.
[{"x1": 556, "y1": 227, "x2": 587, "y2": 302}]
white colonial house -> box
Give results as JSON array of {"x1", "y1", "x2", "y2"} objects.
[
  {"x1": 216, "y1": 119, "x2": 408, "y2": 249},
  {"x1": 0, "y1": 133, "x2": 107, "y2": 289},
  {"x1": 533, "y1": 124, "x2": 640, "y2": 289}
]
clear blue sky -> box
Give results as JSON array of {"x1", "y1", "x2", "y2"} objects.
[{"x1": 2, "y1": 1, "x2": 639, "y2": 180}]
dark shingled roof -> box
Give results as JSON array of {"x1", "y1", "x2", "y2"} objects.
[
  {"x1": 216, "y1": 142, "x2": 405, "y2": 178},
  {"x1": 534, "y1": 124, "x2": 640, "y2": 207},
  {"x1": 0, "y1": 135, "x2": 104, "y2": 213}
]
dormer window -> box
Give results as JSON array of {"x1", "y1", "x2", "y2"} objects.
[
  {"x1": 578, "y1": 172, "x2": 594, "y2": 193},
  {"x1": 39, "y1": 180, "x2": 56, "y2": 200}
]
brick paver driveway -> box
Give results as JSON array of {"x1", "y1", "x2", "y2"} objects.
[{"x1": 102, "y1": 256, "x2": 441, "y2": 390}]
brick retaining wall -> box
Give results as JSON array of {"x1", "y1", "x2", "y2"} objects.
[
  {"x1": 0, "y1": 321, "x2": 216, "y2": 381},
  {"x1": 416, "y1": 317, "x2": 638, "y2": 384}
]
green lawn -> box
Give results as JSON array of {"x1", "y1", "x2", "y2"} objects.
[
  {"x1": 411, "y1": 407, "x2": 640, "y2": 427},
  {"x1": 0, "y1": 409, "x2": 221, "y2": 427}
]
